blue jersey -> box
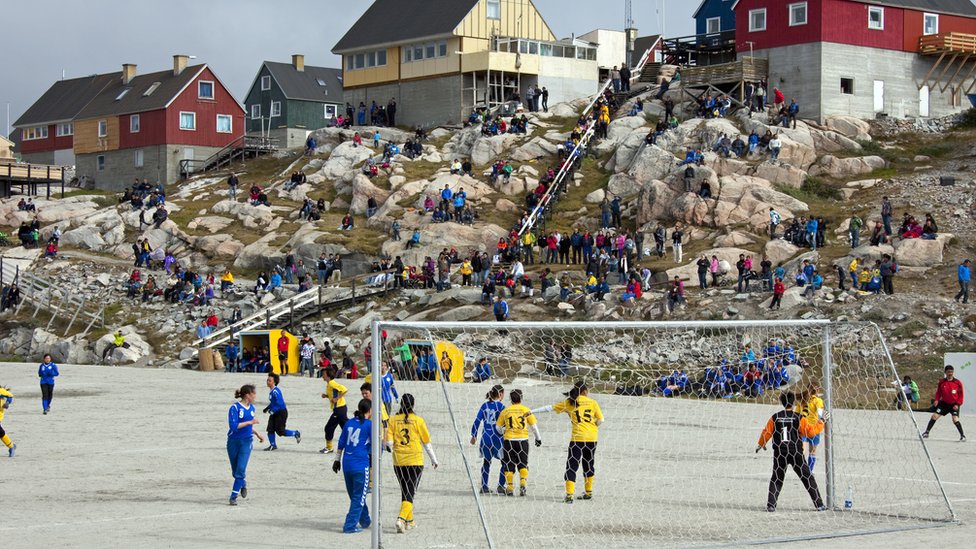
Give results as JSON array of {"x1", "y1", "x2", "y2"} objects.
[
  {"x1": 38, "y1": 362, "x2": 59, "y2": 385},
  {"x1": 471, "y1": 400, "x2": 505, "y2": 448},
  {"x1": 380, "y1": 372, "x2": 398, "y2": 404},
  {"x1": 228, "y1": 402, "x2": 256, "y2": 440},
  {"x1": 268, "y1": 386, "x2": 287, "y2": 413},
  {"x1": 339, "y1": 417, "x2": 372, "y2": 471}
]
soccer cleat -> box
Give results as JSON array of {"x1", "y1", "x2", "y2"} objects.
[
  {"x1": 961, "y1": 436, "x2": 967, "y2": 442},
  {"x1": 578, "y1": 493, "x2": 593, "y2": 500},
  {"x1": 396, "y1": 518, "x2": 406, "y2": 534},
  {"x1": 564, "y1": 495, "x2": 574, "y2": 504},
  {"x1": 264, "y1": 445, "x2": 277, "y2": 451},
  {"x1": 229, "y1": 497, "x2": 238, "y2": 506},
  {"x1": 480, "y1": 486, "x2": 491, "y2": 494},
  {"x1": 921, "y1": 432, "x2": 929, "y2": 439},
  {"x1": 43, "y1": 409, "x2": 48, "y2": 415},
  {"x1": 505, "y1": 488, "x2": 514, "y2": 497},
  {"x1": 406, "y1": 522, "x2": 416, "y2": 531},
  {"x1": 496, "y1": 486, "x2": 506, "y2": 495},
  {"x1": 343, "y1": 527, "x2": 363, "y2": 534},
  {"x1": 240, "y1": 486, "x2": 248, "y2": 499},
  {"x1": 295, "y1": 431, "x2": 302, "y2": 444},
  {"x1": 320, "y1": 447, "x2": 334, "y2": 454},
  {"x1": 816, "y1": 505, "x2": 827, "y2": 511},
  {"x1": 519, "y1": 486, "x2": 526, "y2": 497},
  {"x1": 8, "y1": 444, "x2": 16, "y2": 458},
  {"x1": 766, "y1": 506, "x2": 776, "y2": 512}
]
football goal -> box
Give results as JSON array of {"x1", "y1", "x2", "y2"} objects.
[{"x1": 366, "y1": 320, "x2": 954, "y2": 549}]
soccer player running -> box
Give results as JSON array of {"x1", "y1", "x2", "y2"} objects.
[
  {"x1": 333, "y1": 399, "x2": 373, "y2": 534},
  {"x1": 756, "y1": 391, "x2": 828, "y2": 512},
  {"x1": 496, "y1": 389, "x2": 542, "y2": 497},
  {"x1": 470, "y1": 384, "x2": 506, "y2": 494},
  {"x1": 800, "y1": 383, "x2": 824, "y2": 471},
  {"x1": 38, "y1": 354, "x2": 59, "y2": 414},
  {"x1": 263, "y1": 373, "x2": 301, "y2": 451},
  {"x1": 385, "y1": 393, "x2": 439, "y2": 534},
  {"x1": 0, "y1": 385, "x2": 16, "y2": 457},
  {"x1": 529, "y1": 380, "x2": 603, "y2": 503},
  {"x1": 227, "y1": 384, "x2": 265, "y2": 505},
  {"x1": 320, "y1": 366, "x2": 349, "y2": 454},
  {"x1": 922, "y1": 365, "x2": 966, "y2": 441}
]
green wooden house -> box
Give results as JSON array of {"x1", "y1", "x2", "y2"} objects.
[{"x1": 243, "y1": 55, "x2": 344, "y2": 148}]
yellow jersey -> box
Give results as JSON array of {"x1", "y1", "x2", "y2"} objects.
[
  {"x1": 0, "y1": 387, "x2": 11, "y2": 422},
  {"x1": 496, "y1": 404, "x2": 536, "y2": 440},
  {"x1": 804, "y1": 396, "x2": 824, "y2": 424},
  {"x1": 387, "y1": 413, "x2": 432, "y2": 467},
  {"x1": 553, "y1": 396, "x2": 604, "y2": 443},
  {"x1": 327, "y1": 379, "x2": 348, "y2": 409}
]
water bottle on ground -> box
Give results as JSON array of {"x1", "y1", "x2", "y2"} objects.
[{"x1": 844, "y1": 485, "x2": 854, "y2": 510}]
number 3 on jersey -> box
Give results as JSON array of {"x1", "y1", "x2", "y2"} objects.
[
  {"x1": 507, "y1": 416, "x2": 526, "y2": 430},
  {"x1": 399, "y1": 428, "x2": 411, "y2": 446}
]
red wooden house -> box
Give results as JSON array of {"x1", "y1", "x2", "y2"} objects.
[
  {"x1": 732, "y1": 0, "x2": 976, "y2": 120},
  {"x1": 69, "y1": 55, "x2": 244, "y2": 190}
]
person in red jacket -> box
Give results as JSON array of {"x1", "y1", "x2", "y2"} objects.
[
  {"x1": 277, "y1": 334, "x2": 290, "y2": 372},
  {"x1": 923, "y1": 365, "x2": 965, "y2": 441},
  {"x1": 770, "y1": 278, "x2": 785, "y2": 310}
]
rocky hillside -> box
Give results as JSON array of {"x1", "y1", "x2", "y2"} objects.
[{"x1": 1, "y1": 94, "x2": 974, "y2": 390}]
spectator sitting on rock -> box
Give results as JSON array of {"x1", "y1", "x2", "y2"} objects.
[
  {"x1": 901, "y1": 216, "x2": 922, "y2": 239},
  {"x1": 803, "y1": 270, "x2": 823, "y2": 298},
  {"x1": 405, "y1": 229, "x2": 421, "y2": 250},
  {"x1": 152, "y1": 205, "x2": 168, "y2": 229},
  {"x1": 667, "y1": 276, "x2": 685, "y2": 312},
  {"x1": 922, "y1": 214, "x2": 938, "y2": 240},
  {"x1": 698, "y1": 180, "x2": 712, "y2": 199},
  {"x1": 870, "y1": 220, "x2": 888, "y2": 246},
  {"x1": 731, "y1": 135, "x2": 746, "y2": 158},
  {"x1": 254, "y1": 272, "x2": 268, "y2": 295},
  {"x1": 339, "y1": 214, "x2": 354, "y2": 231}
]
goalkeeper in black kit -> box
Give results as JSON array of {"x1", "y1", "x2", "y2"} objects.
[{"x1": 756, "y1": 392, "x2": 828, "y2": 512}]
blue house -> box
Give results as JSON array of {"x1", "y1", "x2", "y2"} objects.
[{"x1": 693, "y1": 0, "x2": 736, "y2": 35}]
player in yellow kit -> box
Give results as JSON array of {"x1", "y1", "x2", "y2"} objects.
[
  {"x1": 385, "y1": 393, "x2": 439, "y2": 534},
  {"x1": 801, "y1": 383, "x2": 825, "y2": 471},
  {"x1": 320, "y1": 366, "x2": 349, "y2": 454},
  {"x1": 0, "y1": 385, "x2": 15, "y2": 457},
  {"x1": 530, "y1": 381, "x2": 604, "y2": 503},
  {"x1": 496, "y1": 389, "x2": 542, "y2": 497}
]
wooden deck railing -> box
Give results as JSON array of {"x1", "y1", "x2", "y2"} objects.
[
  {"x1": 920, "y1": 32, "x2": 976, "y2": 55},
  {"x1": 681, "y1": 58, "x2": 769, "y2": 87}
]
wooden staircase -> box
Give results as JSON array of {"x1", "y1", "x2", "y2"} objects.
[{"x1": 179, "y1": 135, "x2": 278, "y2": 179}]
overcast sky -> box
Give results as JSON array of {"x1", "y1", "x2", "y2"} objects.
[{"x1": 2, "y1": 0, "x2": 694, "y2": 136}]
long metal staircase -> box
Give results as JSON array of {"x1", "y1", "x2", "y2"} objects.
[{"x1": 0, "y1": 257, "x2": 107, "y2": 337}]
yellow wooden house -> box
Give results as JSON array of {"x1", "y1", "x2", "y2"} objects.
[{"x1": 332, "y1": 0, "x2": 601, "y2": 127}]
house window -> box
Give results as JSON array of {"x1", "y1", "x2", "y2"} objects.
[
  {"x1": 868, "y1": 6, "x2": 884, "y2": 30},
  {"x1": 251, "y1": 104, "x2": 261, "y2": 119},
  {"x1": 377, "y1": 50, "x2": 387, "y2": 65},
  {"x1": 487, "y1": 0, "x2": 500, "y2": 19},
  {"x1": 198, "y1": 81, "x2": 215, "y2": 99},
  {"x1": 133, "y1": 149, "x2": 144, "y2": 168},
  {"x1": 23, "y1": 126, "x2": 49, "y2": 140},
  {"x1": 98, "y1": 120, "x2": 107, "y2": 138},
  {"x1": 56, "y1": 123, "x2": 73, "y2": 137},
  {"x1": 216, "y1": 114, "x2": 233, "y2": 133},
  {"x1": 404, "y1": 48, "x2": 413, "y2": 62},
  {"x1": 789, "y1": 3, "x2": 807, "y2": 26},
  {"x1": 841, "y1": 78, "x2": 854, "y2": 94},
  {"x1": 179, "y1": 111, "x2": 196, "y2": 130},
  {"x1": 325, "y1": 105, "x2": 336, "y2": 119},
  {"x1": 425, "y1": 44, "x2": 436, "y2": 58},
  {"x1": 130, "y1": 114, "x2": 140, "y2": 133},
  {"x1": 749, "y1": 8, "x2": 767, "y2": 32},
  {"x1": 924, "y1": 13, "x2": 939, "y2": 36},
  {"x1": 97, "y1": 155, "x2": 105, "y2": 171},
  {"x1": 439, "y1": 42, "x2": 448, "y2": 57},
  {"x1": 349, "y1": 50, "x2": 387, "y2": 70},
  {"x1": 115, "y1": 88, "x2": 130, "y2": 101},
  {"x1": 706, "y1": 17, "x2": 721, "y2": 34},
  {"x1": 143, "y1": 82, "x2": 161, "y2": 96},
  {"x1": 271, "y1": 101, "x2": 281, "y2": 117},
  {"x1": 261, "y1": 75, "x2": 271, "y2": 91}
]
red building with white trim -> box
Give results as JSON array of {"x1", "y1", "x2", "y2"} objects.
[{"x1": 733, "y1": 0, "x2": 976, "y2": 120}]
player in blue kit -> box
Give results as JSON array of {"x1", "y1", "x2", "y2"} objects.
[
  {"x1": 263, "y1": 373, "x2": 301, "y2": 451},
  {"x1": 333, "y1": 399, "x2": 373, "y2": 533},
  {"x1": 38, "y1": 354, "x2": 59, "y2": 414},
  {"x1": 470, "y1": 384, "x2": 506, "y2": 494},
  {"x1": 227, "y1": 384, "x2": 265, "y2": 505}
]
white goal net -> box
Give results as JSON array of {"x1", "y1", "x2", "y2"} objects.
[{"x1": 366, "y1": 320, "x2": 954, "y2": 549}]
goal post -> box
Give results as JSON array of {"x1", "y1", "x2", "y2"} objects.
[{"x1": 369, "y1": 320, "x2": 954, "y2": 549}]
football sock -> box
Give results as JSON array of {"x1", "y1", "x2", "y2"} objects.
[
  {"x1": 504, "y1": 471, "x2": 514, "y2": 490},
  {"x1": 926, "y1": 419, "x2": 936, "y2": 433},
  {"x1": 519, "y1": 468, "x2": 528, "y2": 488},
  {"x1": 565, "y1": 480, "x2": 575, "y2": 496},
  {"x1": 808, "y1": 456, "x2": 816, "y2": 470},
  {"x1": 955, "y1": 421, "x2": 965, "y2": 437},
  {"x1": 584, "y1": 476, "x2": 594, "y2": 494},
  {"x1": 399, "y1": 501, "x2": 413, "y2": 522},
  {"x1": 481, "y1": 460, "x2": 490, "y2": 488},
  {"x1": 1, "y1": 435, "x2": 11, "y2": 449},
  {"x1": 268, "y1": 433, "x2": 277, "y2": 447}
]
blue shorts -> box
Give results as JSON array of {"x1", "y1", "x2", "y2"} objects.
[
  {"x1": 479, "y1": 442, "x2": 502, "y2": 461},
  {"x1": 803, "y1": 434, "x2": 821, "y2": 446}
]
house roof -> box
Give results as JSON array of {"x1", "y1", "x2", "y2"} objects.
[
  {"x1": 851, "y1": 0, "x2": 976, "y2": 17},
  {"x1": 332, "y1": 0, "x2": 480, "y2": 53},
  {"x1": 13, "y1": 73, "x2": 119, "y2": 127},
  {"x1": 75, "y1": 65, "x2": 209, "y2": 120},
  {"x1": 693, "y1": 0, "x2": 711, "y2": 19},
  {"x1": 262, "y1": 62, "x2": 344, "y2": 103}
]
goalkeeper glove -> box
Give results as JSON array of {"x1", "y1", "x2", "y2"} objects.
[
  {"x1": 262, "y1": 406, "x2": 270, "y2": 414},
  {"x1": 755, "y1": 445, "x2": 766, "y2": 453},
  {"x1": 535, "y1": 439, "x2": 542, "y2": 447},
  {"x1": 332, "y1": 461, "x2": 341, "y2": 474},
  {"x1": 821, "y1": 411, "x2": 831, "y2": 422}
]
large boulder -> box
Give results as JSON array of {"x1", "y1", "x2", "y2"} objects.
[
  {"x1": 316, "y1": 141, "x2": 375, "y2": 180},
  {"x1": 511, "y1": 136, "x2": 559, "y2": 162},
  {"x1": 349, "y1": 174, "x2": 392, "y2": 215},
  {"x1": 753, "y1": 161, "x2": 807, "y2": 189},
  {"x1": 764, "y1": 239, "x2": 802, "y2": 266},
  {"x1": 711, "y1": 175, "x2": 809, "y2": 229},
  {"x1": 810, "y1": 129, "x2": 862, "y2": 153},
  {"x1": 665, "y1": 247, "x2": 752, "y2": 281},
  {"x1": 382, "y1": 222, "x2": 508, "y2": 266},
  {"x1": 470, "y1": 134, "x2": 522, "y2": 166},
  {"x1": 760, "y1": 285, "x2": 807, "y2": 310},
  {"x1": 435, "y1": 305, "x2": 486, "y2": 322},
  {"x1": 893, "y1": 235, "x2": 952, "y2": 267},
  {"x1": 233, "y1": 232, "x2": 282, "y2": 270},
  {"x1": 594, "y1": 116, "x2": 648, "y2": 155},
  {"x1": 808, "y1": 155, "x2": 886, "y2": 178},
  {"x1": 210, "y1": 200, "x2": 276, "y2": 228},
  {"x1": 824, "y1": 115, "x2": 872, "y2": 141},
  {"x1": 60, "y1": 225, "x2": 107, "y2": 250},
  {"x1": 628, "y1": 144, "x2": 679, "y2": 184},
  {"x1": 94, "y1": 326, "x2": 152, "y2": 364}
]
